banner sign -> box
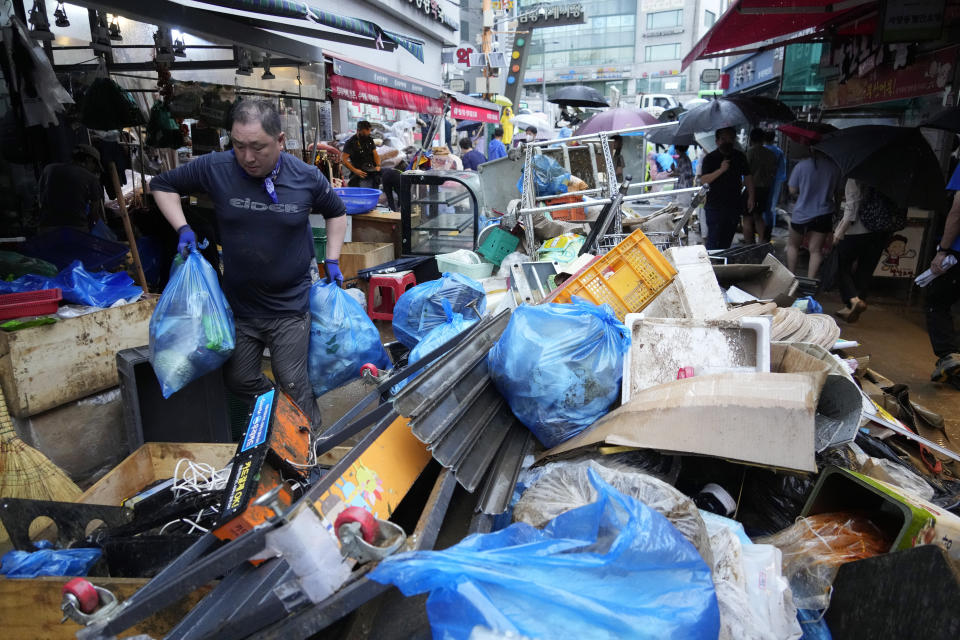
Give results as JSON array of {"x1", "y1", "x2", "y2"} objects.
[{"x1": 330, "y1": 74, "x2": 444, "y2": 114}]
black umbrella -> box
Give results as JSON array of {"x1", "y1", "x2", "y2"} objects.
[
  {"x1": 920, "y1": 107, "x2": 960, "y2": 133},
  {"x1": 677, "y1": 96, "x2": 794, "y2": 136},
  {"x1": 814, "y1": 125, "x2": 945, "y2": 209},
  {"x1": 644, "y1": 124, "x2": 698, "y2": 147},
  {"x1": 548, "y1": 85, "x2": 609, "y2": 108},
  {"x1": 456, "y1": 120, "x2": 483, "y2": 132}
]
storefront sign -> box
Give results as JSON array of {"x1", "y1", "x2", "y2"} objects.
[
  {"x1": 822, "y1": 45, "x2": 957, "y2": 109},
  {"x1": 517, "y1": 3, "x2": 586, "y2": 27},
  {"x1": 332, "y1": 59, "x2": 443, "y2": 99},
  {"x1": 880, "y1": 0, "x2": 946, "y2": 43},
  {"x1": 643, "y1": 0, "x2": 684, "y2": 10},
  {"x1": 403, "y1": 0, "x2": 448, "y2": 28},
  {"x1": 450, "y1": 101, "x2": 501, "y2": 123},
  {"x1": 724, "y1": 49, "x2": 782, "y2": 94},
  {"x1": 330, "y1": 75, "x2": 444, "y2": 114}
]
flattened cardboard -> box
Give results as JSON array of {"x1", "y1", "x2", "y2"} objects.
[{"x1": 544, "y1": 344, "x2": 829, "y2": 472}]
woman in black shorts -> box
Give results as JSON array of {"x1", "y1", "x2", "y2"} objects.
[{"x1": 786, "y1": 149, "x2": 842, "y2": 278}]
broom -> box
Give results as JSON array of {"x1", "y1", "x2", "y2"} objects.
[{"x1": 0, "y1": 386, "x2": 82, "y2": 541}]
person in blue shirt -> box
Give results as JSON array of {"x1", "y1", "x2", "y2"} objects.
[
  {"x1": 764, "y1": 129, "x2": 787, "y2": 241},
  {"x1": 459, "y1": 137, "x2": 486, "y2": 171},
  {"x1": 487, "y1": 126, "x2": 507, "y2": 161},
  {"x1": 150, "y1": 99, "x2": 347, "y2": 427},
  {"x1": 926, "y1": 163, "x2": 960, "y2": 387}
]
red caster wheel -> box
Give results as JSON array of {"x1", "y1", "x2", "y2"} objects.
[
  {"x1": 334, "y1": 506, "x2": 378, "y2": 544},
  {"x1": 360, "y1": 363, "x2": 380, "y2": 380},
  {"x1": 62, "y1": 578, "x2": 99, "y2": 614}
]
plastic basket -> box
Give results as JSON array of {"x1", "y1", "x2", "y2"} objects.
[
  {"x1": 551, "y1": 229, "x2": 677, "y2": 321},
  {"x1": 643, "y1": 231, "x2": 681, "y2": 253},
  {"x1": 477, "y1": 226, "x2": 520, "y2": 266},
  {"x1": 312, "y1": 227, "x2": 327, "y2": 261},
  {"x1": 545, "y1": 194, "x2": 588, "y2": 221},
  {"x1": 333, "y1": 187, "x2": 382, "y2": 214},
  {"x1": 23, "y1": 227, "x2": 128, "y2": 271},
  {"x1": 435, "y1": 250, "x2": 494, "y2": 279},
  {"x1": 0, "y1": 288, "x2": 62, "y2": 320}
]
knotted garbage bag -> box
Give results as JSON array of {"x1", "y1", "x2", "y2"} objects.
[
  {"x1": 392, "y1": 299, "x2": 477, "y2": 395},
  {"x1": 369, "y1": 469, "x2": 720, "y2": 640},
  {"x1": 487, "y1": 297, "x2": 630, "y2": 448},
  {"x1": 392, "y1": 272, "x2": 485, "y2": 348},
  {"x1": 149, "y1": 249, "x2": 235, "y2": 398},
  {"x1": 308, "y1": 280, "x2": 390, "y2": 397}
]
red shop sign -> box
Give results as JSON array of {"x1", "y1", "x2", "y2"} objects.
[
  {"x1": 823, "y1": 45, "x2": 959, "y2": 109},
  {"x1": 330, "y1": 74, "x2": 444, "y2": 115},
  {"x1": 450, "y1": 100, "x2": 501, "y2": 124}
]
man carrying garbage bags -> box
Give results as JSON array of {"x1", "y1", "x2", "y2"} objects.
[{"x1": 150, "y1": 99, "x2": 346, "y2": 427}]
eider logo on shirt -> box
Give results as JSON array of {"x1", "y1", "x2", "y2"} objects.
[{"x1": 229, "y1": 197, "x2": 302, "y2": 213}]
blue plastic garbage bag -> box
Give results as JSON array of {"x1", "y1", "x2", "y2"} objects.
[
  {"x1": 487, "y1": 297, "x2": 630, "y2": 448},
  {"x1": 149, "y1": 249, "x2": 235, "y2": 398},
  {"x1": 391, "y1": 299, "x2": 477, "y2": 395},
  {"x1": 392, "y1": 273, "x2": 486, "y2": 349},
  {"x1": 369, "y1": 470, "x2": 720, "y2": 640},
  {"x1": 516, "y1": 154, "x2": 571, "y2": 197},
  {"x1": 0, "y1": 260, "x2": 141, "y2": 307},
  {"x1": 308, "y1": 280, "x2": 390, "y2": 397},
  {"x1": 0, "y1": 540, "x2": 101, "y2": 578}
]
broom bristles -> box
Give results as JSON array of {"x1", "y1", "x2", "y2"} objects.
[{"x1": 1, "y1": 387, "x2": 83, "y2": 542}]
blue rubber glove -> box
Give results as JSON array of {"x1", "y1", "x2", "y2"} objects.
[
  {"x1": 177, "y1": 224, "x2": 196, "y2": 257},
  {"x1": 324, "y1": 258, "x2": 343, "y2": 285}
]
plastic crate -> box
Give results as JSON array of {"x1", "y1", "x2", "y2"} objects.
[
  {"x1": 546, "y1": 194, "x2": 588, "y2": 221},
  {"x1": 477, "y1": 227, "x2": 520, "y2": 266},
  {"x1": 551, "y1": 229, "x2": 677, "y2": 321},
  {"x1": 334, "y1": 187, "x2": 382, "y2": 214},
  {"x1": 23, "y1": 228, "x2": 129, "y2": 271},
  {"x1": 312, "y1": 227, "x2": 327, "y2": 261},
  {"x1": 0, "y1": 288, "x2": 62, "y2": 320},
  {"x1": 435, "y1": 250, "x2": 494, "y2": 279}
]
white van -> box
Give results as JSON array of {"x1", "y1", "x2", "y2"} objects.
[{"x1": 638, "y1": 93, "x2": 680, "y2": 118}]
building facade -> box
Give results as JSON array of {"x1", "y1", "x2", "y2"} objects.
[{"x1": 511, "y1": 0, "x2": 727, "y2": 107}]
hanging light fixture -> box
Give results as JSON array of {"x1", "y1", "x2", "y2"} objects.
[
  {"x1": 53, "y1": 1, "x2": 70, "y2": 28},
  {"x1": 261, "y1": 54, "x2": 275, "y2": 80},
  {"x1": 172, "y1": 31, "x2": 187, "y2": 58},
  {"x1": 28, "y1": 1, "x2": 55, "y2": 41},
  {"x1": 236, "y1": 48, "x2": 253, "y2": 76},
  {"x1": 153, "y1": 28, "x2": 175, "y2": 63},
  {"x1": 90, "y1": 11, "x2": 111, "y2": 54},
  {"x1": 108, "y1": 14, "x2": 123, "y2": 41}
]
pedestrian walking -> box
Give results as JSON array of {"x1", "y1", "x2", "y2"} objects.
[
  {"x1": 926, "y1": 166, "x2": 960, "y2": 387},
  {"x1": 744, "y1": 128, "x2": 778, "y2": 244},
  {"x1": 787, "y1": 149, "x2": 841, "y2": 279},
  {"x1": 699, "y1": 127, "x2": 755, "y2": 250}
]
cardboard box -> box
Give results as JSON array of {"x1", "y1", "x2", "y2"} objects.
[
  {"x1": 545, "y1": 344, "x2": 829, "y2": 472},
  {"x1": 338, "y1": 242, "x2": 395, "y2": 280}
]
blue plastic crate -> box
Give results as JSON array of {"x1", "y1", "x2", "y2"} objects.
[
  {"x1": 23, "y1": 228, "x2": 129, "y2": 272},
  {"x1": 334, "y1": 187, "x2": 381, "y2": 214}
]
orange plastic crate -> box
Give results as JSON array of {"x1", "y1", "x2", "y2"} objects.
[
  {"x1": 551, "y1": 229, "x2": 676, "y2": 320},
  {"x1": 546, "y1": 194, "x2": 588, "y2": 221}
]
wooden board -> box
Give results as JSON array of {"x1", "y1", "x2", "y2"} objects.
[
  {"x1": 338, "y1": 242, "x2": 395, "y2": 280},
  {"x1": 0, "y1": 576, "x2": 211, "y2": 639},
  {"x1": 351, "y1": 214, "x2": 402, "y2": 258},
  {"x1": 0, "y1": 296, "x2": 158, "y2": 418}
]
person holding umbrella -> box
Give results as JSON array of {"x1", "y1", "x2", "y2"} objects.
[
  {"x1": 786, "y1": 148, "x2": 841, "y2": 279},
  {"x1": 698, "y1": 127, "x2": 755, "y2": 249}
]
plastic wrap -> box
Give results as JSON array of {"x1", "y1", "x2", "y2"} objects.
[
  {"x1": 0, "y1": 250, "x2": 58, "y2": 279},
  {"x1": 515, "y1": 154, "x2": 571, "y2": 197},
  {"x1": 392, "y1": 273, "x2": 486, "y2": 348},
  {"x1": 0, "y1": 260, "x2": 141, "y2": 307},
  {"x1": 513, "y1": 460, "x2": 713, "y2": 566},
  {"x1": 369, "y1": 470, "x2": 720, "y2": 640},
  {"x1": 308, "y1": 280, "x2": 390, "y2": 397},
  {"x1": 702, "y1": 512, "x2": 802, "y2": 640},
  {"x1": 0, "y1": 541, "x2": 101, "y2": 578},
  {"x1": 391, "y1": 300, "x2": 476, "y2": 395},
  {"x1": 487, "y1": 297, "x2": 630, "y2": 448},
  {"x1": 754, "y1": 513, "x2": 890, "y2": 611},
  {"x1": 149, "y1": 250, "x2": 235, "y2": 398},
  {"x1": 737, "y1": 471, "x2": 817, "y2": 537}
]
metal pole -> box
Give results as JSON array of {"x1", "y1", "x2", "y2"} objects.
[
  {"x1": 518, "y1": 182, "x2": 696, "y2": 215},
  {"x1": 541, "y1": 41, "x2": 546, "y2": 113}
]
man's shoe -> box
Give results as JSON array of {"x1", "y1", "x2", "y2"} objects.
[
  {"x1": 835, "y1": 299, "x2": 867, "y2": 323},
  {"x1": 931, "y1": 353, "x2": 960, "y2": 382}
]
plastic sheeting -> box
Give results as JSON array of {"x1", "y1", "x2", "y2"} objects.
[
  {"x1": 308, "y1": 280, "x2": 390, "y2": 397},
  {"x1": 392, "y1": 273, "x2": 486, "y2": 348},
  {"x1": 370, "y1": 470, "x2": 720, "y2": 640},
  {"x1": 149, "y1": 250, "x2": 235, "y2": 398},
  {"x1": 0, "y1": 541, "x2": 101, "y2": 578},
  {"x1": 0, "y1": 259, "x2": 142, "y2": 307},
  {"x1": 391, "y1": 300, "x2": 476, "y2": 395},
  {"x1": 487, "y1": 298, "x2": 630, "y2": 448}
]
